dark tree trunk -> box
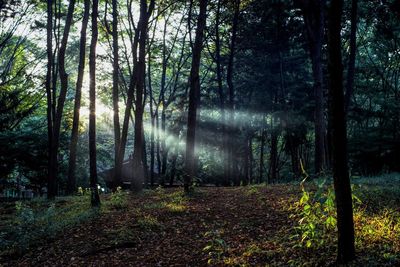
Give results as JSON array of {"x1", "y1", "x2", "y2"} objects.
[
  {"x1": 89, "y1": 0, "x2": 100, "y2": 207},
  {"x1": 115, "y1": 26, "x2": 140, "y2": 187},
  {"x1": 169, "y1": 153, "x2": 178, "y2": 186},
  {"x1": 148, "y1": 53, "x2": 155, "y2": 186},
  {"x1": 249, "y1": 136, "x2": 253, "y2": 184},
  {"x1": 112, "y1": 0, "x2": 121, "y2": 183},
  {"x1": 345, "y1": 0, "x2": 358, "y2": 114},
  {"x1": 214, "y1": 0, "x2": 227, "y2": 184},
  {"x1": 131, "y1": 0, "x2": 155, "y2": 192},
  {"x1": 184, "y1": 0, "x2": 208, "y2": 193},
  {"x1": 46, "y1": 0, "x2": 55, "y2": 199},
  {"x1": 67, "y1": 0, "x2": 90, "y2": 195},
  {"x1": 226, "y1": 0, "x2": 240, "y2": 185},
  {"x1": 161, "y1": 109, "x2": 168, "y2": 175},
  {"x1": 288, "y1": 134, "x2": 301, "y2": 178},
  {"x1": 327, "y1": 0, "x2": 355, "y2": 263},
  {"x1": 259, "y1": 129, "x2": 265, "y2": 184},
  {"x1": 269, "y1": 129, "x2": 278, "y2": 184},
  {"x1": 300, "y1": 0, "x2": 326, "y2": 174},
  {"x1": 156, "y1": 113, "x2": 162, "y2": 178},
  {"x1": 47, "y1": 0, "x2": 76, "y2": 198},
  {"x1": 160, "y1": 19, "x2": 168, "y2": 178}
]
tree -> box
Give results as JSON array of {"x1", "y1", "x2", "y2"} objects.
[
  {"x1": 184, "y1": 0, "x2": 208, "y2": 193},
  {"x1": 89, "y1": 0, "x2": 100, "y2": 207},
  {"x1": 344, "y1": 0, "x2": 358, "y2": 113},
  {"x1": 226, "y1": 0, "x2": 240, "y2": 185},
  {"x1": 131, "y1": 0, "x2": 155, "y2": 191},
  {"x1": 298, "y1": 0, "x2": 326, "y2": 174},
  {"x1": 45, "y1": 0, "x2": 54, "y2": 199},
  {"x1": 67, "y1": 0, "x2": 90, "y2": 195},
  {"x1": 112, "y1": 0, "x2": 121, "y2": 184},
  {"x1": 327, "y1": 0, "x2": 355, "y2": 263}
]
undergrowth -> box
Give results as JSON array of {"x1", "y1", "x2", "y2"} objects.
[{"x1": 290, "y1": 174, "x2": 400, "y2": 264}]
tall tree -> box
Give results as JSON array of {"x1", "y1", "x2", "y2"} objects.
[
  {"x1": 67, "y1": 0, "x2": 90, "y2": 195},
  {"x1": 112, "y1": 0, "x2": 121, "y2": 183},
  {"x1": 89, "y1": 0, "x2": 100, "y2": 206},
  {"x1": 298, "y1": 0, "x2": 326, "y2": 174},
  {"x1": 184, "y1": 0, "x2": 208, "y2": 193},
  {"x1": 47, "y1": 0, "x2": 76, "y2": 199},
  {"x1": 131, "y1": 0, "x2": 155, "y2": 191},
  {"x1": 46, "y1": 0, "x2": 54, "y2": 199},
  {"x1": 226, "y1": 0, "x2": 240, "y2": 185},
  {"x1": 327, "y1": 0, "x2": 355, "y2": 263},
  {"x1": 213, "y1": 0, "x2": 227, "y2": 184},
  {"x1": 344, "y1": 0, "x2": 358, "y2": 113}
]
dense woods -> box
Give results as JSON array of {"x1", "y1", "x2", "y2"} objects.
[{"x1": 1, "y1": 0, "x2": 400, "y2": 265}]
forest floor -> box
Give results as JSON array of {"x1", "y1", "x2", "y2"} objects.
[{"x1": 1, "y1": 178, "x2": 400, "y2": 266}]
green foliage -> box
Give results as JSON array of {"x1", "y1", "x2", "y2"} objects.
[
  {"x1": 203, "y1": 229, "x2": 228, "y2": 265},
  {"x1": 290, "y1": 181, "x2": 338, "y2": 249},
  {"x1": 107, "y1": 187, "x2": 128, "y2": 210},
  {"x1": 290, "y1": 175, "x2": 400, "y2": 263},
  {"x1": 0, "y1": 196, "x2": 97, "y2": 256},
  {"x1": 137, "y1": 215, "x2": 161, "y2": 230}
]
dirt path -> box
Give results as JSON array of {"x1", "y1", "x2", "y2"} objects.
[{"x1": 3, "y1": 186, "x2": 302, "y2": 266}]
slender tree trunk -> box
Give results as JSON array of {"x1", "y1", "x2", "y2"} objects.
[
  {"x1": 112, "y1": 0, "x2": 121, "y2": 183},
  {"x1": 259, "y1": 129, "x2": 265, "y2": 184},
  {"x1": 161, "y1": 109, "x2": 168, "y2": 175},
  {"x1": 131, "y1": 0, "x2": 155, "y2": 191},
  {"x1": 46, "y1": 0, "x2": 54, "y2": 199},
  {"x1": 226, "y1": 0, "x2": 240, "y2": 185},
  {"x1": 115, "y1": 27, "x2": 140, "y2": 187},
  {"x1": 301, "y1": 0, "x2": 326, "y2": 174},
  {"x1": 47, "y1": 0, "x2": 76, "y2": 198},
  {"x1": 243, "y1": 135, "x2": 250, "y2": 185},
  {"x1": 345, "y1": 0, "x2": 358, "y2": 114},
  {"x1": 67, "y1": 0, "x2": 90, "y2": 195},
  {"x1": 214, "y1": 0, "x2": 227, "y2": 184},
  {"x1": 156, "y1": 112, "x2": 162, "y2": 178},
  {"x1": 148, "y1": 51, "x2": 155, "y2": 186},
  {"x1": 169, "y1": 153, "x2": 178, "y2": 186},
  {"x1": 269, "y1": 128, "x2": 278, "y2": 184},
  {"x1": 89, "y1": 0, "x2": 100, "y2": 207},
  {"x1": 327, "y1": 0, "x2": 355, "y2": 263},
  {"x1": 184, "y1": 0, "x2": 208, "y2": 193},
  {"x1": 249, "y1": 136, "x2": 253, "y2": 184}
]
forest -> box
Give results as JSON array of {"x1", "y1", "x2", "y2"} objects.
[{"x1": 0, "y1": 0, "x2": 399, "y2": 265}]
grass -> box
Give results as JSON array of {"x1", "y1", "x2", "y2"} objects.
[{"x1": 0, "y1": 194, "x2": 97, "y2": 257}]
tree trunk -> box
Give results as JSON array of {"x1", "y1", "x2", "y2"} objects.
[
  {"x1": 161, "y1": 109, "x2": 168, "y2": 175},
  {"x1": 131, "y1": 0, "x2": 155, "y2": 192},
  {"x1": 344, "y1": 0, "x2": 358, "y2": 114},
  {"x1": 226, "y1": 0, "x2": 240, "y2": 185},
  {"x1": 259, "y1": 129, "x2": 265, "y2": 184},
  {"x1": 156, "y1": 112, "x2": 162, "y2": 179},
  {"x1": 214, "y1": 0, "x2": 227, "y2": 184},
  {"x1": 89, "y1": 0, "x2": 100, "y2": 207},
  {"x1": 112, "y1": 0, "x2": 121, "y2": 183},
  {"x1": 269, "y1": 128, "x2": 278, "y2": 184},
  {"x1": 327, "y1": 0, "x2": 355, "y2": 263},
  {"x1": 249, "y1": 136, "x2": 253, "y2": 184},
  {"x1": 115, "y1": 26, "x2": 140, "y2": 188},
  {"x1": 46, "y1": 0, "x2": 55, "y2": 199},
  {"x1": 184, "y1": 0, "x2": 208, "y2": 193},
  {"x1": 301, "y1": 0, "x2": 326, "y2": 174},
  {"x1": 148, "y1": 49, "x2": 155, "y2": 186},
  {"x1": 169, "y1": 153, "x2": 178, "y2": 186},
  {"x1": 67, "y1": 0, "x2": 90, "y2": 195},
  {"x1": 47, "y1": 0, "x2": 76, "y2": 198}
]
